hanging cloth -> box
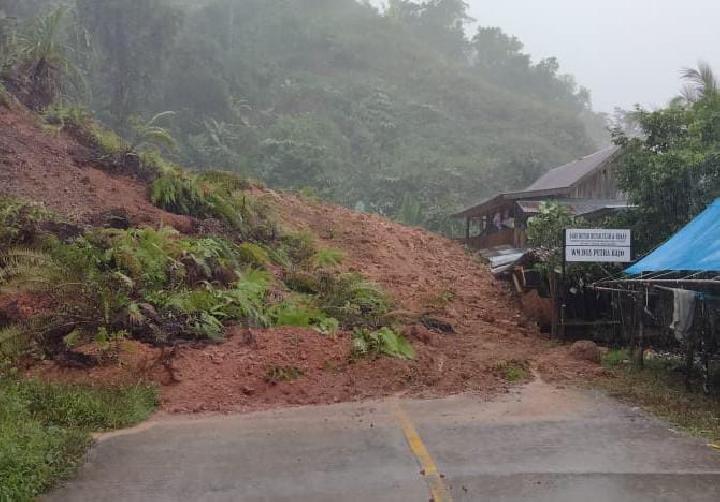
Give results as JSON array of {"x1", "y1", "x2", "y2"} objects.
[{"x1": 670, "y1": 289, "x2": 697, "y2": 341}]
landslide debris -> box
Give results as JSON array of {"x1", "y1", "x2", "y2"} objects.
[{"x1": 1, "y1": 99, "x2": 595, "y2": 413}]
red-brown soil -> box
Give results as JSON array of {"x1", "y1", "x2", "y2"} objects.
[
  {"x1": 0, "y1": 103, "x2": 192, "y2": 231},
  {"x1": 4, "y1": 100, "x2": 597, "y2": 413}
]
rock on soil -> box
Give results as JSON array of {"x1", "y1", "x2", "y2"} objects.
[{"x1": 568, "y1": 341, "x2": 602, "y2": 364}]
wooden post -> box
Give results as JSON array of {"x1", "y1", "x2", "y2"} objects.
[
  {"x1": 465, "y1": 217, "x2": 470, "y2": 241},
  {"x1": 550, "y1": 272, "x2": 559, "y2": 338},
  {"x1": 559, "y1": 229, "x2": 567, "y2": 339},
  {"x1": 636, "y1": 287, "x2": 645, "y2": 369},
  {"x1": 685, "y1": 334, "x2": 696, "y2": 391}
]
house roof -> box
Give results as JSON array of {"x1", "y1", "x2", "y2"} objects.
[
  {"x1": 626, "y1": 199, "x2": 720, "y2": 274},
  {"x1": 524, "y1": 146, "x2": 620, "y2": 192},
  {"x1": 453, "y1": 146, "x2": 621, "y2": 218}
]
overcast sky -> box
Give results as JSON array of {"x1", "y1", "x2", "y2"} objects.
[{"x1": 372, "y1": 0, "x2": 720, "y2": 113}]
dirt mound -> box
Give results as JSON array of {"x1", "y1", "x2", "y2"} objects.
[
  {"x1": 29, "y1": 190, "x2": 597, "y2": 413},
  {"x1": 0, "y1": 104, "x2": 192, "y2": 231}
]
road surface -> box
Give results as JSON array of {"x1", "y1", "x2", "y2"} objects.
[{"x1": 46, "y1": 379, "x2": 720, "y2": 501}]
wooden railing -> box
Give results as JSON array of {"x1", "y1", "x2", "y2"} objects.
[{"x1": 457, "y1": 228, "x2": 526, "y2": 249}]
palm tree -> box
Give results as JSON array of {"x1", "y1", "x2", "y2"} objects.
[
  {"x1": 17, "y1": 6, "x2": 72, "y2": 110},
  {"x1": 678, "y1": 62, "x2": 719, "y2": 104},
  {"x1": 128, "y1": 111, "x2": 177, "y2": 152}
]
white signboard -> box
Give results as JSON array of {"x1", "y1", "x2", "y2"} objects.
[{"x1": 565, "y1": 229, "x2": 632, "y2": 263}]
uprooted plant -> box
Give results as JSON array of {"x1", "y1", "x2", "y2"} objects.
[{"x1": 351, "y1": 327, "x2": 415, "y2": 360}]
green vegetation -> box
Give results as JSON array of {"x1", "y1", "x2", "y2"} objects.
[
  {"x1": 0, "y1": 378, "x2": 156, "y2": 502},
  {"x1": 2, "y1": 0, "x2": 605, "y2": 232},
  {"x1": 352, "y1": 327, "x2": 415, "y2": 360},
  {"x1": 597, "y1": 351, "x2": 720, "y2": 442},
  {"x1": 0, "y1": 197, "x2": 56, "y2": 246},
  {"x1": 613, "y1": 63, "x2": 720, "y2": 253},
  {"x1": 0, "y1": 186, "x2": 397, "y2": 364},
  {"x1": 493, "y1": 360, "x2": 530, "y2": 383},
  {"x1": 317, "y1": 272, "x2": 393, "y2": 329},
  {"x1": 265, "y1": 365, "x2": 304, "y2": 383},
  {"x1": 311, "y1": 248, "x2": 345, "y2": 269}
]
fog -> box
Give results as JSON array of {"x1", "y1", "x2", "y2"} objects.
[{"x1": 373, "y1": 0, "x2": 720, "y2": 112}]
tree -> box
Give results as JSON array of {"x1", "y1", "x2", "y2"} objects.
[
  {"x1": 128, "y1": 111, "x2": 176, "y2": 152},
  {"x1": 16, "y1": 6, "x2": 73, "y2": 110},
  {"x1": 386, "y1": 0, "x2": 472, "y2": 59},
  {"x1": 76, "y1": 0, "x2": 182, "y2": 131},
  {"x1": 471, "y1": 27, "x2": 529, "y2": 71},
  {"x1": 614, "y1": 64, "x2": 720, "y2": 252},
  {"x1": 680, "y1": 62, "x2": 718, "y2": 103}
]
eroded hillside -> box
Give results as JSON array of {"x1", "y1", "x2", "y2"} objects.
[{"x1": 0, "y1": 99, "x2": 597, "y2": 414}]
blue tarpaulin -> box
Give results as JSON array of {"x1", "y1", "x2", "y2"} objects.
[{"x1": 626, "y1": 199, "x2": 720, "y2": 274}]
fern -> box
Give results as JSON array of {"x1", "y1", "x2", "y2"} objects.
[
  {"x1": 196, "y1": 170, "x2": 251, "y2": 192},
  {"x1": 102, "y1": 227, "x2": 180, "y2": 289},
  {"x1": 318, "y1": 272, "x2": 391, "y2": 328},
  {"x1": 237, "y1": 242, "x2": 270, "y2": 268},
  {"x1": 0, "y1": 325, "x2": 28, "y2": 361},
  {"x1": 312, "y1": 248, "x2": 345, "y2": 269},
  {"x1": 352, "y1": 328, "x2": 414, "y2": 360},
  {"x1": 269, "y1": 301, "x2": 319, "y2": 328},
  {"x1": 129, "y1": 111, "x2": 177, "y2": 152},
  {"x1": 0, "y1": 248, "x2": 61, "y2": 293}
]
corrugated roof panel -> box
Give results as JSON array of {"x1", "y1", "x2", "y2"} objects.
[{"x1": 524, "y1": 146, "x2": 620, "y2": 192}]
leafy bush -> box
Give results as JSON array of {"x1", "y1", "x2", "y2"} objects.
[
  {"x1": 284, "y1": 270, "x2": 320, "y2": 294},
  {"x1": 493, "y1": 360, "x2": 529, "y2": 382},
  {"x1": 0, "y1": 326, "x2": 27, "y2": 365},
  {"x1": 180, "y1": 236, "x2": 239, "y2": 281},
  {"x1": 351, "y1": 328, "x2": 415, "y2": 360},
  {"x1": 150, "y1": 172, "x2": 209, "y2": 217},
  {"x1": 318, "y1": 272, "x2": 392, "y2": 329},
  {"x1": 237, "y1": 242, "x2": 270, "y2": 268},
  {"x1": 150, "y1": 171, "x2": 276, "y2": 240},
  {"x1": 280, "y1": 231, "x2": 316, "y2": 266},
  {"x1": 99, "y1": 227, "x2": 180, "y2": 290},
  {"x1": 151, "y1": 269, "x2": 272, "y2": 338},
  {"x1": 312, "y1": 248, "x2": 345, "y2": 269},
  {"x1": 0, "y1": 197, "x2": 56, "y2": 246},
  {"x1": 0, "y1": 378, "x2": 156, "y2": 501},
  {"x1": 196, "y1": 170, "x2": 252, "y2": 192}
]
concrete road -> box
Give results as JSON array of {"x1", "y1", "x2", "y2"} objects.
[{"x1": 47, "y1": 380, "x2": 720, "y2": 502}]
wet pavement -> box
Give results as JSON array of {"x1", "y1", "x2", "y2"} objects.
[{"x1": 46, "y1": 380, "x2": 720, "y2": 502}]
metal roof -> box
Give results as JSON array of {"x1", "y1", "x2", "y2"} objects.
[
  {"x1": 524, "y1": 146, "x2": 620, "y2": 192},
  {"x1": 453, "y1": 146, "x2": 621, "y2": 218}
]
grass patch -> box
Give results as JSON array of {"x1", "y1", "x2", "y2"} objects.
[
  {"x1": 595, "y1": 353, "x2": 720, "y2": 442},
  {"x1": 0, "y1": 378, "x2": 157, "y2": 501},
  {"x1": 494, "y1": 360, "x2": 529, "y2": 383}
]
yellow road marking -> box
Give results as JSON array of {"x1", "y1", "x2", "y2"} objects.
[{"x1": 391, "y1": 400, "x2": 453, "y2": 502}]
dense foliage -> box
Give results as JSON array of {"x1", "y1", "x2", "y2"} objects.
[
  {"x1": 613, "y1": 64, "x2": 720, "y2": 253},
  {"x1": 1, "y1": 0, "x2": 606, "y2": 231}
]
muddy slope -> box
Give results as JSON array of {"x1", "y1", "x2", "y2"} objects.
[
  {"x1": 0, "y1": 104, "x2": 191, "y2": 231},
  {"x1": 4, "y1": 103, "x2": 596, "y2": 413}
]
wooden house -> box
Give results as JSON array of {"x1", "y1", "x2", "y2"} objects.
[{"x1": 454, "y1": 146, "x2": 631, "y2": 253}]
